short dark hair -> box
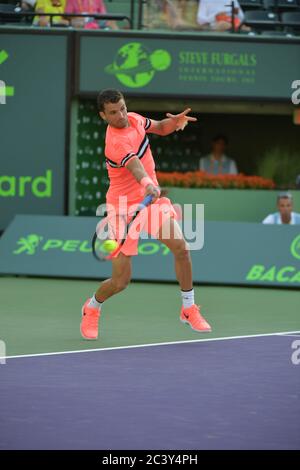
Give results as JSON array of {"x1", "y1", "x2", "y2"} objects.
[
  {"x1": 277, "y1": 192, "x2": 293, "y2": 203},
  {"x1": 212, "y1": 134, "x2": 228, "y2": 145},
  {"x1": 97, "y1": 89, "x2": 124, "y2": 112}
]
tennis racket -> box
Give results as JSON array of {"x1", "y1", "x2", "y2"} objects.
[{"x1": 92, "y1": 194, "x2": 153, "y2": 261}]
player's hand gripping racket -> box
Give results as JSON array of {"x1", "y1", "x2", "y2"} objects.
[{"x1": 92, "y1": 194, "x2": 153, "y2": 261}]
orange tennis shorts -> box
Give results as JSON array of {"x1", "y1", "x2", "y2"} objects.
[{"x1": 106, "y1": 197, "x2": 177, "y2": 257}]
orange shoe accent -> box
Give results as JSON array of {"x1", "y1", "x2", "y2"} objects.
[
  {"x1": 180, "y1": 304, "x2": 211, "y2": 332},
  {"x1": 80, "y1": 298, "x2": 100, "y2": 340}
]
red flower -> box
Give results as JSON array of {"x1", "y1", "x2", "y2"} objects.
[{"x1": 157, "y1": 171, "x2": 275, "y2": 190}]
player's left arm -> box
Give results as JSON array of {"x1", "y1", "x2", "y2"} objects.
[{"x1": 146, "y1": 108, "x2": 197, "y2": 136}]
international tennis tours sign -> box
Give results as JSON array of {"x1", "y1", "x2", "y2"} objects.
[
  {"x1": 80, "y1": 35, "x2": 300, "y2": 99},
  {"x1": 103, "y1": 40, "x2": 257, "y2": 90}
]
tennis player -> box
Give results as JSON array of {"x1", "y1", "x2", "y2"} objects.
[{"x1": 81, "y1": 89, "x2": 212, "y2": 339}]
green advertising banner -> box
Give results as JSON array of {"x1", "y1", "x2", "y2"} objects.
[
  {"x1": 0, "y1": 215, "x2": 299, "y2": 288},
  {"x1": 0, "y1": 33, "x2": 68, "y2": 231},
  {"x1": 79, "y1": 33, "x2": 300, "y2": 99}
]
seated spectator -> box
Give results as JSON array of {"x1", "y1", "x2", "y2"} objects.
[
  {"x1": 34, "y1": 0, "x2": 69, "y2": 26},
  {"x1": 65, "y1": 0, "x2": 117, "y2": 29},
  {"x1": 21, "y1": 0, "x2": 36, "y2": 12},
  {"x1": 262, "y1": 192, "x2": 300, "y2": 225},
  {"x1": 197, "y1": 0, "x2": 247, "y2": 32},
  {"x1": 161, "y1": 0, "x2": 192, "y2": 29},
  {"x1": 143, "y1": 0, "x2": 191, "y2": 30},
  {"x1": 177, "y1": 0, "x2": 200, "y2": 30},
  {"x1": 199, "y1": 135, "x2": 238, "y2": 175}
]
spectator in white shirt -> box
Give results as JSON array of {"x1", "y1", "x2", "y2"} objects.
[
  {"x1": 199, "y1": 135, "x2": 238, "y2": 175},
  {"x1": 262, "y1": 192, "x2": 300, "y2": 225},
  {"x1": 197, "y1": 0, "x2": 246, "y2": 31}
]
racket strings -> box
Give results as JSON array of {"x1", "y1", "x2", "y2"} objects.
[{"x1": 92, "y1": 195, "x2": 153, "y2": 261}]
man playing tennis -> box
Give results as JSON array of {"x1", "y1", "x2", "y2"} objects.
[{"x1": 80, "y1": 89, "x2": 212, "y2": 339}]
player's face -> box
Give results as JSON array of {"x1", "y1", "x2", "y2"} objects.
[
  {"x1": 277, "y1": 198, "x2": 293, "y2": 216},
  {"x1": 100, "y1": 99, "x2": 129, "y2": 128}
]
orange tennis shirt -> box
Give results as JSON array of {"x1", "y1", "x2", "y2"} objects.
[{"x1": 104, "y1": 112, "x2": 159, "y2": 206}]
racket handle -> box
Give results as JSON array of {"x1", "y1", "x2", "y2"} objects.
[{"x1": 138, "y1": 194, "x2": 153, "y2": 210}]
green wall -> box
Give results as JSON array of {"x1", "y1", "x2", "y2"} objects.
[
  {"x1": 70, "y1": 100, "x2": 109, "y2": 216},
  {"x1": 167, "y1": 187, "x2": 300, "y2": 222},
  {"x1": 0, "y1": 33, "x2": 67, "y2": 232}
]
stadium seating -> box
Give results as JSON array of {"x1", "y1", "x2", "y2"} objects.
[
  {"x1": 244, "y1": 9, "x2": 280, "y2": 30},
  {"x1": 259, "y1": 29, "x2": 289, "y2": 33},
  {"x1": 281, "y1": 10, "x2": 300, "y2": 31},
  {"x1": 239, "y1": 0, "x2": 264, "y2": 9},
  {"x1": 263, "y1": 0, "x2": 300, "y2": 11},
  {"x1": 0, "y1": 3, "x2": 22, "y2": 24}
]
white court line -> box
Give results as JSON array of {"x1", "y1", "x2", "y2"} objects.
[
  {"x1": 276, "y1": 333, "x2": 300, "y2": 338},
  {"x1": 4, "y1": 330, "x2": 300, "y2": 361}
]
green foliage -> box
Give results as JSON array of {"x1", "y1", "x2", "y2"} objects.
[{"x1": 257, "y1": 147, "x2": 300, "y2": 188}]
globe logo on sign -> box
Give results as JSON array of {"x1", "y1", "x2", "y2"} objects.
[
  {"x1": 290, "y1": 235, "x2": 300, "y2": 260},
  {"x1": 105, "y1": 42, "x2": 171, "y2": 88}
]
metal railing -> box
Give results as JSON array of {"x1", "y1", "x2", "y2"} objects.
[
  {"x1": 0, "y1": 3, "x2": 134, "y2": 28},
  {"x1": 1, "y1": 1, "x2": 299, "y2": 33},
  {"x1": 137, "y1": 0, "x2": 300, "y2": 33}
]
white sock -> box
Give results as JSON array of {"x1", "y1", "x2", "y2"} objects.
[
  {"x1": 88, "y1": 294, "x2": 103, "y2": 310},
  {"x1": 181, "y1": 289, "x2": 194, "y2": 309}
]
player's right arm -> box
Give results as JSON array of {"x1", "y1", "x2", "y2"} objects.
[
  {"x1": 146, "y1": 108, "x2": 197, "y2": 136},
  {"x1": 126, "y1": 157, "x2": 160, "y2": 203}
]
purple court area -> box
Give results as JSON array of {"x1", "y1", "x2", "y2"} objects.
[{"x1": 0, "y1": 335, "x2": 299, "y2": 450}]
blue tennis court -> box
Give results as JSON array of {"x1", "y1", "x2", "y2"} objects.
[{"x1": 1, "y1": 333, "x2": 299, "y2": 450}]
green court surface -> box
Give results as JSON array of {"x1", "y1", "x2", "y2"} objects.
[{"x1": 0, "y1": 276, "x2": 299, "y2": 357}]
